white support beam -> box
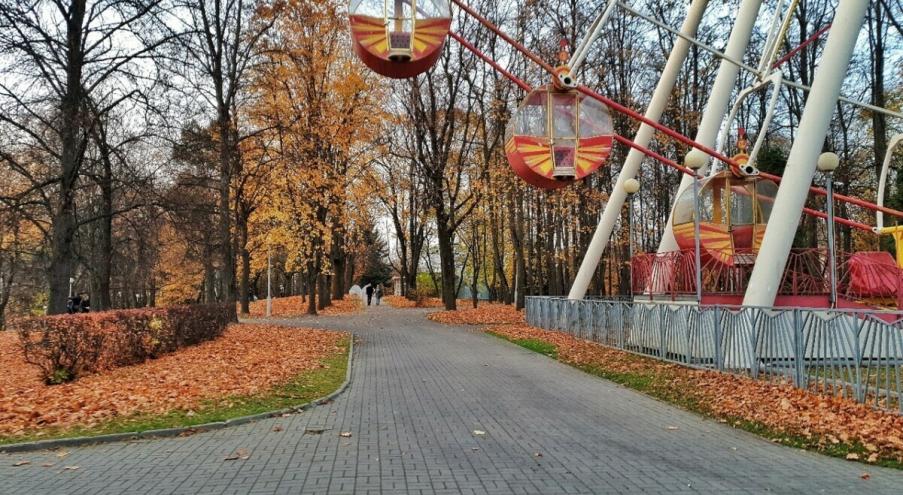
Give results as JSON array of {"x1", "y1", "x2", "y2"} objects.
[
  {"x1": 742, "y1": 0, "x2": 869, "y2": 307},
  {"x1": 568, "y1": 0, "x2": 619, "y2": 75},
  {"x1": 567, "y1": 0, "x2": 710, "y2": 300},
  {"x1": 658, "y1": 0, "x2": 765, "y2": 253}
]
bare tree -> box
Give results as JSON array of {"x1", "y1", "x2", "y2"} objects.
[{"x1": 0, "y1": 0, "x2": 170, "y2": 313}]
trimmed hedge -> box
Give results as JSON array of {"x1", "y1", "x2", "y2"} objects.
[{"x1": 16, "y1": 304, "x2": 232, "y2": 384}]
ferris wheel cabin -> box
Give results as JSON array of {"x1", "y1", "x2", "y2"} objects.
[
  {"x1": 505, "y1": 86, "x2": 614, "y2": 190},
  {"x1": 349, "y1": 0, "x2": 451, "y2": 78},
  {"x1": 670, "y1": 171, "x2": 778, "y2": 266}
]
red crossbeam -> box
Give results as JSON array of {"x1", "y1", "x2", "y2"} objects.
[
  {"x1": 448, "y1": 0, "x2": 903, "y2": 223},
  {"x1": 448, "y1": 29, "x2": 873, "y2": 232},
  {"x1": 772, "y1": 24, "x2": 832, "y2": 69}
]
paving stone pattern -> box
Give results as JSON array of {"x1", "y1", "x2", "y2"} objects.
[{"x1": 2, "y1": 304, "x2": 903, "y2": 494}]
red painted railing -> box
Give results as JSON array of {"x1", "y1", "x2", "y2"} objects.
[{"x1": 632, "y1": 249, "x2": 903, "y2": 308}]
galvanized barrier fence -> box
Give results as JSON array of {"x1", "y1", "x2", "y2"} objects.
[{"x1": 525, "y1": 297, "x2": 903, "y2": 413}]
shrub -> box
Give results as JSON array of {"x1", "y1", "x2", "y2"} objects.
[{"x1": 16, "y1": 304, "x2": 232, "y2": 384}]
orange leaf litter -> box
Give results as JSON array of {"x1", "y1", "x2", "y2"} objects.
[
  {"x1": 428, "y1": 303, "x2": 525, "y2": 325},
  {"x1": 241, "y1": 295, "x2": 361, "y2": 318},
  {"x1": 383, "y1": 295, "x2": 445, "y2": 308},
  {"x1": 0, "y1": 324, "x2": 346, "y2": 438},
  {"x1": 432, "y1": 304, "x2": 903, "y2": 463}
]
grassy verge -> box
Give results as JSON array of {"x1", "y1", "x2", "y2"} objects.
[
  {"x1": 488, "y1": 330, "x2": 902, "y2": 470},
  {"x1": 487, "y1": 330, "x2": 557, "y2": 358},
  {"x1": 0, "y1": 336, "x2": 350, "y2": 446}
]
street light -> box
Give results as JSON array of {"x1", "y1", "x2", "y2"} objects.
[
  {"x1": 686, "y1": 149, "x2": 707, "y2": 304},
  {"x1": 817, "y1": 152, "x2": 840, "y2": 308},
  {"x1": 624, "y1": 178, "x2": 640, "y2": 297}
]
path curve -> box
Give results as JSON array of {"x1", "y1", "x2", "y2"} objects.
[{"x1": 2, "y1": 304, "x2": 902, "y2": 494}]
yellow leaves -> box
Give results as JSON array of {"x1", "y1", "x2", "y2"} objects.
[
  {"x1": 241, "y1": 0, "x2": 390, "y2": 273},
  {"x1": 154, "y1": 222, "x2": 204, "y2": 306}
]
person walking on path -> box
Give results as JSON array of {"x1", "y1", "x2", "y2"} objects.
[
  {"x1": 364, "y1": 283, "x2": 374, "y2": 306},
  {"x1": 375, "y1": 284, "x2": 382, "y2": 305}
]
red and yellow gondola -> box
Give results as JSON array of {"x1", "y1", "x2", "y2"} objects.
[
  {"x1": 671, "y1": 170, "x2": 778, "y2": 266},
  {"x1": 349, "y1": 0, "x2": 451, "y2": 79},
  {"x1": 505, "y1": 75, "x2": 614, "y2": 190}
]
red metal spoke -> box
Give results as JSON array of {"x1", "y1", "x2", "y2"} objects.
[
  {"x1": 772, "y1": 24, "x2": 832, "y2": 69},
  {"x1": 448, "y1": 31, "x2": 875, "y2": 232},
  {"x1": 448, "y1": 1, "x2": 903, "y2": 221}
]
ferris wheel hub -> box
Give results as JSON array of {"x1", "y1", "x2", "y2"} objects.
[{"x1": 552, "y1": 66, "x2": 577, "y2": 90}]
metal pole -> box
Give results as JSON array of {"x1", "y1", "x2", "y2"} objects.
[
  {"x1": 826, "y1": 175, "x2": 837, "y2": 307},
  {"x1": 693, "y1": 176, "x2": 702, "y2": 303},
  {"x1": 743, "y1": 0, "x2": 869, "y2": 307},
  {"x1": 266, "y1": 250, "x2": 272, "y2": 318},
  {"x1": 657, "y1": 0, "x2": 763, "y2": 253},
  {"x1": 628, "y1": 196, "x2": 634, "y2": 296},
  {"x1": 628, "y1": 198, "x2": 634, "y2": 262},
  {"x1": 568, "y1": 0, "x2": 710, "y2": 300},
  {"x1": 568, "y1": 0, "x2": 619, "y2": 74}
]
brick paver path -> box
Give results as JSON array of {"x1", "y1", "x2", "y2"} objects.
[{"x1": 3, "y1": 304, "x2": 903, "y2": 494}]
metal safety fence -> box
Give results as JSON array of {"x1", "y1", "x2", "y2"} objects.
[{"x1": 525, "y1": 297, "x2": 903, "y2": 413}]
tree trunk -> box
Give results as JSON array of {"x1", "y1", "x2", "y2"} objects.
[
  {"x1": 90, "y1": 125, "x2": 115, "y2": 311},
  {"x1": 435, "y1": 210, "x2": 457, "y2": 310},
  {"x1": 331, "y1": 230, "x2": 346, "y2": 300},
  {"x1": 48, "y1": 0, "x2": 87, "y2": 315},
  {"x1": 238, "y1": 212, "x2": 251, "y2": 315},
  {"x1": 240, "y1": 246, "x2": 251, "y2": 314},
  {"x1": 204, "y1": 256, "x2": 216, "y2": 303},
  {"x1": 306, "y1": 268, "x2": 318, "y2": 315},
  {"x1": 216, "y1": 105, "x2": 237, "y2": 318},
  {"x1": 344, "y1": 254, "x2": 356, "y2": 292},
  {"x1": 0, "y1": 257, "x2": 16, "y2": 330},
  {"x1": 868, "y1": 1, "x2": 887, "y2": 176},
  {"x1": 318, "y1": 273, "x2": 330, "y2": 309}
]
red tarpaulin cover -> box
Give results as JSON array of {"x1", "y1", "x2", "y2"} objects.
[{"x1": 846, "y1": 251, "x2": 901, "y2": 298}]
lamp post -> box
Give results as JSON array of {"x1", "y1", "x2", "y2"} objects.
[
  {"x1": 624, "y1": 178, "x2": 640, "y2": 297},
  {"x1": 686, "y1": 149, "x2": 707, "y2": 303},
  {"x1": 817, "y1": 152, "x2": 840, "y2": 308}
]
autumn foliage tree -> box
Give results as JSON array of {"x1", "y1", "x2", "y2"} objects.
[{"x1": 247, "y1": 0, "x2": 386, "y2": 314}]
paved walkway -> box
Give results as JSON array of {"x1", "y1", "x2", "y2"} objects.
[{"x1": 2, "y1": 304, "x2": 903, "y2": 494}]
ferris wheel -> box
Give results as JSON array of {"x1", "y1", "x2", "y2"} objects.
[{"x1": 347, "y1": 0, "x2": 903, "y2": 310}]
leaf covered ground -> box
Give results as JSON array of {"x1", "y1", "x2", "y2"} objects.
[
  {"x1": 0, "y1": 324, "x2": 347, "y2": 441},
  {"x1": 430, "y1": 304, "x2": 903, "y2": 467},
  {"x1": 428, "y1": 303, "x2": 525, "y2": 325},
  {"x1": 241, "y1": 295, "x2": 361, "y2": 318},
  {"x1": 383, "y1": 295, "x2": 444, "y2": 308}
]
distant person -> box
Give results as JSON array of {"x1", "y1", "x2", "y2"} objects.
[
  {"x1": 66, "y1": 295, "x2": 81, "y2": 314},
  {"x1": 79, "y1": 294, "x2": 91, "y2": 313},
  {"x1": 375, "y1": 284, "x2": 382, "y2": 305},
  {"x1": 364, "y1": 283, "x2": 374, "y2": 306}
]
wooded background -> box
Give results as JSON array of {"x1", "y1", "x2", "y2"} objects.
[{"x1": 0, "y1": 0, "x2": 900, "y2": 325}]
